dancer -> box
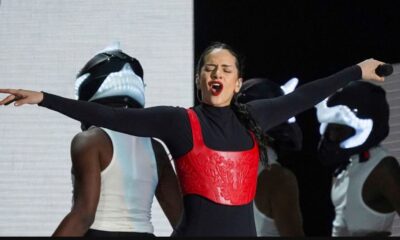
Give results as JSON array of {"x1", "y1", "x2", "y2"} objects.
[
  {"x1": 316, "y1": 81, "x2": 400, "y2": 236},
  {"x1": 51, "y1": 44, "x2": 182, "y2": 237},
  {"x1": 0, "y1": 42, "x2": 386, "y2": 236},
  {"x1": 238, "y1": 77, "x2": 304, "y2": 236}
]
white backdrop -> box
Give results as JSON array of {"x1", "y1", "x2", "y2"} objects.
[{"x1": 0, "y1": 0, "x2": 193, "y2": 236}]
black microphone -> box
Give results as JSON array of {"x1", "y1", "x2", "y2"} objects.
[{"x1": 375, "y1": 64, "x2": 393, "y2": 77}]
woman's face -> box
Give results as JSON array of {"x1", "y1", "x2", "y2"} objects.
[{"x1": 197, "y1": 49, "x2": 242, "y2": 107}]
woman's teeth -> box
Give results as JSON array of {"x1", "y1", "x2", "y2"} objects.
[
  {"x1": 210, "y1": 82, "x2": 223, "y2": 96},
  {"x1": 212, "y1": 83, "x2": 222, "y2": 90}
]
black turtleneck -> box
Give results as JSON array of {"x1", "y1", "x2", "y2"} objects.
[{"x1": 39, "y1": 65, "x2": 361, "y2": 236}]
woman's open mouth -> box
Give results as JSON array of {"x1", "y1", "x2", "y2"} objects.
[{"x1": 209, "y1": 81, "x2": 223, "y2": 96}]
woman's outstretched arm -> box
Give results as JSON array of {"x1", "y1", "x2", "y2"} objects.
[
  {"x1": 0, "y1": 90, "x2": 185, "y2": 141},
  {"x1": 247, "y1": 59, "x2": 386, "y2": 131}
]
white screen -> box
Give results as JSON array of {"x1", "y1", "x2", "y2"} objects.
[{"x1": 0, "y1": 0, "x2": 193, "y2": 236}]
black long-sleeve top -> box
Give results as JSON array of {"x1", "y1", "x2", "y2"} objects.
[{"x1": 39, "y1": 65, "x2": 361, "y2": 236}]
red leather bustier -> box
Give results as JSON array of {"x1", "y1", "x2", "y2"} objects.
[{"x1": 175, "y1": 109, "x2": 260, "y2": 206}]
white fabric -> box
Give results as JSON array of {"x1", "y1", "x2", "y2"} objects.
[
  {"x1": 280, "y1": 77, "x2": 298, "y2": 95},
  {"x1": 253, "y1": 147, "x2": 280, "y2": 236},
  {"x1": 316, "y1": 98, "x2": 373, "y2": 149},
  {"x1": 266, "y1": 147, "x2": 279, "y2": 168},
  {"x1": 280, "y1": 77, "x2": 299, "y2": 123},
  {"x1": 74, "y1": 63, "x2": 145, "y2": 107},
  {"x1": 90, "y1": 128, "x2": 158, "y2": 233},
  {"x1": 253, "y1": 202, "x2": 280, "y2": 237},
  {"x1": 331, "y1": 146, "x2": 396, "y2": 236}
]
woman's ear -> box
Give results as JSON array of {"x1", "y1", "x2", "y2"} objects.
[{"x1": 235, "y1": 78, "x2": 243, "y2": 93}]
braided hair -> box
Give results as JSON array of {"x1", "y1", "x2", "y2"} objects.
[{"x1": 196, "y1": 42, "x2": 270, "y2": 166}]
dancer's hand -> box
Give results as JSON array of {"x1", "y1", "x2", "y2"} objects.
[
  {"x1": 357, "y1": 58, "x2": 386, "y2": 82},
  {"x1": 0, "y1": 89, "x2": 44, "y2": 106}
]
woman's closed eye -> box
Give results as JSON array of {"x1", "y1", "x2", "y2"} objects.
[{"x1": 204, "y1": 65, "x2": 216, "y2": 72}]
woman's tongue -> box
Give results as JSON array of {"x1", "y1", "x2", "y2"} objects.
[{"x1": 210, "y1": 82, "x2": 223, "y2": 96}]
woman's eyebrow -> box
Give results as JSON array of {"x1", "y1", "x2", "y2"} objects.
[{"x1": 205, "y1": 64, "x2": 232, "y2": 67}]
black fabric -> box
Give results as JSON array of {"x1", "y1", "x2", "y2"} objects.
[
  {"x1": 39, "y1": 65, "x2": 361, "y2": 236},
  {"x1": 246, "y1": 66, "x2": 361, "y2": 131},
  {"x1": 318, "y1": 123, "x2": 356, "y2": 171},
  {"x1": 84, "y1": 229, "x2": 155, "y2": 237},
  {"x1": 318, "y1": 81, "x2": 390, "y2": 171},
  {"x1": 238, "y1": 78, "x2": 284, "y2": 103},
  {"x1": 172, "y1": 195, "x2": 256, "y2": 237},
  {"x1": 327, "y1": 81, "x2": 389, "y2": 151},
  {"x1": 238, "y1": 77, "x2": 303, "y2": 152},
  {"x1": 76, "y1": 50, "x2": 144, "y2": 102}
]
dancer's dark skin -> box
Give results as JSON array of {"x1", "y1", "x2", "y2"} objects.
[
  {"x1": 255, "y1": 159, "x2": 304, "y2": 236},
  {"x1": 52, "y1": 128, "x2": 182, "y2": 236},
  {"x1": 51, "y1": 99, "x2": 182, "y2": 236}
]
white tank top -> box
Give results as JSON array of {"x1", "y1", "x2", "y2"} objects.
[
  {"x1": 331, "y1": 146, "x2": 396, "y2": 236},
  {"x1": 253, "y1": 147, "x2": 280, "y2": 237},
  {"x1": 75, "y1": 128, "x2": 159, "y2": 233}
]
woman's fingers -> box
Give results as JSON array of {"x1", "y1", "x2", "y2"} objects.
[
  {"x1": 0, "y1": 89, "x2": 20, "y2": 95},
  {"x1": 0, "y1": 89, "x2": 43, "y2": 106},
  {"x1": 0, "y1": 89, "x2": 34, "y2": 106},
  {"x1": 0, "y1": 94, "x2": 17, "y2": 105},
  {"x1": 14, "y1": 96, "x2": 29, "y2": 106},
  {"x1": 0, "y1": 89, "x2": 25, "y2": 105}
]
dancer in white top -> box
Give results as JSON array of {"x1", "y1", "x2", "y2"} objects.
[
  {"x1": 316, "y1": 81, "x2": 400, "y2": 236},
  {"x1": 52, "y1": 44, "x2": 183, "y2": 237}
]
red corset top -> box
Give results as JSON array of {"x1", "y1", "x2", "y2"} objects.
[{"x1": 175, "y1": 109, "x2": 260, "y2": 206}]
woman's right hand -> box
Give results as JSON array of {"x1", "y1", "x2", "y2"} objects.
[
  {"x1": 0, "y1": 89, "x2": 44, "y2": 106},
  {"x1": 357, "y1": 58, "x2": 386, "y2": 82}
]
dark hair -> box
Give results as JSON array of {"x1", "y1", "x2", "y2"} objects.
[
  {"x1": 196, "y1": 42, "x2": 244, "y2": 78},
  {"x1": 196, "y1": 42, "x2": 269, "y2": 166}
]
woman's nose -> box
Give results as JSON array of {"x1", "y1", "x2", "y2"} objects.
[{"x1": 211, "y1": 67, "x2": 221, "y2": 79}]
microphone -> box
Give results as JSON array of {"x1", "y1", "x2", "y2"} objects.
[{"x1": 375, "y1": 64, "x2": 393, "y2": 77}]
